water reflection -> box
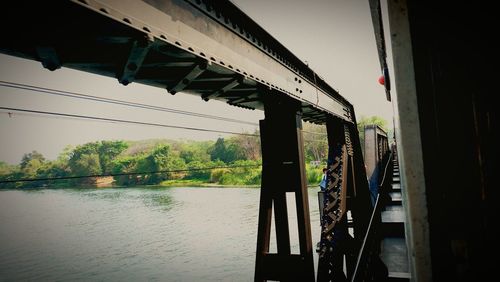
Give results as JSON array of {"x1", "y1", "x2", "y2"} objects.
[{"x1": 0, "y1": 187, "x2": 321, "y2": 281}]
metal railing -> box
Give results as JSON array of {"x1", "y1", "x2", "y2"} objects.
[{"x1": 351, "y1": 150, "x2": 393, "y2": 281}]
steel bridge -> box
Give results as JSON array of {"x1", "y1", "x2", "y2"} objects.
[
  {"x1": 0, "y1": 0, "x2": 494, "y2": 281},
  {"x1": 0, "y1": 0, "x2": 395, "y2": 281},
  {"x1": 2, "y1": 0, "x2": 496, "y2": 281}
]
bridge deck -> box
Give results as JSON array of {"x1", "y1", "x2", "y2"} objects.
[
  {"x1": 0, "y1": 0, "x2": 353, "y2": 124},
  {"x1": 380, "y1": 152, "x2": 410, "y2": 281}
]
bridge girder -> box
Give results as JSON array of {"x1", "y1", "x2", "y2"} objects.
[{"x1": 0, "y1": 0, "x2": 353, "y2": 124}]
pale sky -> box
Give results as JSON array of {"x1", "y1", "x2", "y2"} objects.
[{"x1": 0, "y1": 0, "x2": 392, "y2": 164}]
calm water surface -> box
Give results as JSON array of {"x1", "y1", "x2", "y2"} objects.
[{"x1": 0, "y1": 187, "x2": 321, "y2": 281}]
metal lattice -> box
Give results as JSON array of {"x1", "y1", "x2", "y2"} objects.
[{"x1": 317, "y1": 144, "x2": 348, "y2": 280}]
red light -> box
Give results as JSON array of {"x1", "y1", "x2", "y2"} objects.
[{"x1": 378, "y1": 75, "x2": 385, "y2": 85}]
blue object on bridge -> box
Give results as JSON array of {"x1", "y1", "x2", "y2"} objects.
[{"x1": 319, "y1": 171, "x2": 327, "y2": 191}]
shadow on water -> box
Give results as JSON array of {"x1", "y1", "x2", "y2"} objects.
[{"x1": 140, "y1": 188, "x2": 176, "y2": 211}]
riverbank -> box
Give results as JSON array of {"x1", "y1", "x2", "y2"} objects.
[
  {"x1": 1, "y1": 178, "x2": 320, "y2": 190},
  {"x1": 158, "y1": 179, "x2": 261, "y2": 188}
]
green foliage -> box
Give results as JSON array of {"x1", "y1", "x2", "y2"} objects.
[
  {"x1": 70, "y1": 153, "x2": 101, "y2": 184},
  {"x1": 306, "y1": 165, "x2": 323, "y2": 186},
  {"x1": 2, "y1": 133, "x2": 335, "y2": 189},
  {"x1": 303, "y1": 123, "x2": 328, "y2": 163},
  {"x1": 0, "y1": 162, "x2": 21, "y2": 189},
  {"x1": 98, "y1": 141, "x2": 128, "y2": 173},
  {"x1": 20, "y1": 151, "x2": 45, "y2": 171},
  {"x1": 216, "y1": 160, "x2": 262, "y2": 185},
  {"x1": 357, "y1": 116, "x2": 388, "y2": 134},
  {"x1": 19, "y1": 152, "x2": 47, "y2": 187},
  {"x1": 145, "y1": 144, "x2": 186, "y2": 183},
  {"x1": 210, "y1": 168, "x2": 229, "y2": 183},
  {"x1": 185, "y1": 160, "x2": 213, "y2": 180},
  {"x1": 111, "y1": 155, "x2": 144, "y2": 186},
  {"x1": 0, "y1": 161, "x2": 16, "y2": 176},
  {"x1": 209, "y1": 138, "x2": 245, "y2": 163},
  {"x1": 68, "y1": 141, "x2": 128, "y2": 175}
]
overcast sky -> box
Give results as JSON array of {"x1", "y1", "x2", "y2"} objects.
[{"x1": 0, "y1": 0, "x2": 392, "y2": 164}]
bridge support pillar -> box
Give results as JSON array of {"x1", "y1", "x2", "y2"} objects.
[
  {"x1": 254, "y1": 93, "x2": 315, "y2": 282},
  {"x1": 316, "y1": 116, "x2": 377, "y2": 281}
]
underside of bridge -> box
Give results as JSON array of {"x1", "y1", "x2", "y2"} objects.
[
  {"x1": 0, "y1": 0, "x2": 353, "y2": 124},
  {"x1": 1, "y1": 1, "x2": 384, "y2": 281}
]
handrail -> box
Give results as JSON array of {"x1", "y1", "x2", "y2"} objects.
[
  {"x1": 378, "y1": 150, "x2": 394, "y2": 189},
  {"x1": 351, "y1": 150, "x2": 393, "y2": 281}
]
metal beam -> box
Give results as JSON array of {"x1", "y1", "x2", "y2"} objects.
[
  {"x1": 317, "y1": 116, "x2": 351, "y2": 281},
  {"x1": 142, "y1": 61, "x2": 195, "y2": 68},
  {"x1": 118, "y1": 35, "x2": 154, "y2": 85},
  {"x1": 167, "y1": 61, "x2": 208, "y2": 95},
  {"x1": 202, "y1": 76, "x2": 244, "y2": 101}
]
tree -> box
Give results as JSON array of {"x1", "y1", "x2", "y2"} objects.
[
  {"x1": 68, "y1": 140, "x2": 127, "y2": 177},
  {"x1": 185, "y1": 160, "x2": 212, "y2": 180},
  {"x1": 18, "y1": 151, "x2": 46, "y2": 180},
  {"x1": 179, "y1": 142, "x2": 211, "y2": 163},
  {"x1": 98, "y1": 140, "x2": 128, "y2": 173},
  {"x1": 70, "y1": 153, "x2": 101, "y2": 177},
  {"x1": 145, "y1": 144, "x2": 186, "y2": 183},
  {"x1": 0, "y1": 161, "x2": 16, "y2": 176},
  {"x1": 230, "y1": 132, "x2": 261, "y2": 161},
  {"x1": 0, "y1": 162, "x2": 21, "y2": 188},
  {"x1": 20, "y1": 150, "x2": 45, "y2": 170},
  {"x1": 209, "y1": 137, "x2": 245, "y2": 163},
  {"x1": 209, "y1": 138, "x2": 227, "y2": 162},
  {"x1": 111, "y1": 155, "x2": 144, "y2": 186},
  {"x1": 303, "y1": 122, "x2": 328, "y2": 163}
]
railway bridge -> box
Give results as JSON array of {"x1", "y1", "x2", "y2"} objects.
[{"x1": 1, "y1": 0, "x2": 496, "y2": 281}]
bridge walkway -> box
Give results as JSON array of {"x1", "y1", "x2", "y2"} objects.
[{"x1": 380, "y1": 148, "x2": 410, "y2": 281}]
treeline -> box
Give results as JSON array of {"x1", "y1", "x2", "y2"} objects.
[
  {"x1": 0, "y1": 133, "x2": 267, "y2": 188},
  {"x1": 0, "y1": 117, "x2": 388, "y2": 189}
]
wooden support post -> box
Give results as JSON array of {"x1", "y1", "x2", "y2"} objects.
[{"x1": 254, "y1": 92, "x2": 314, "y2": 282}]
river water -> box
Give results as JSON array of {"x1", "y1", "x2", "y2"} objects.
[{"x1": 0, "y1": 187, "x2": 322, "y2": 281}]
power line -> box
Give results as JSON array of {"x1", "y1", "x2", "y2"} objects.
[
  {"x1": 0, "y1": 80, "x2": 325, "y2": 136},
  {"x1": 0, "y1": 164, "x2": 262, "y2": 184},
  {"x1": 1, "y1": 108, "x2": 328, "y2": 144},
  {"x1": 0, "y1": 107, "x2": 259, "y2": 137},
  {"x1": 0, "y1": 80, "x2": 259, "y2": 126}
]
